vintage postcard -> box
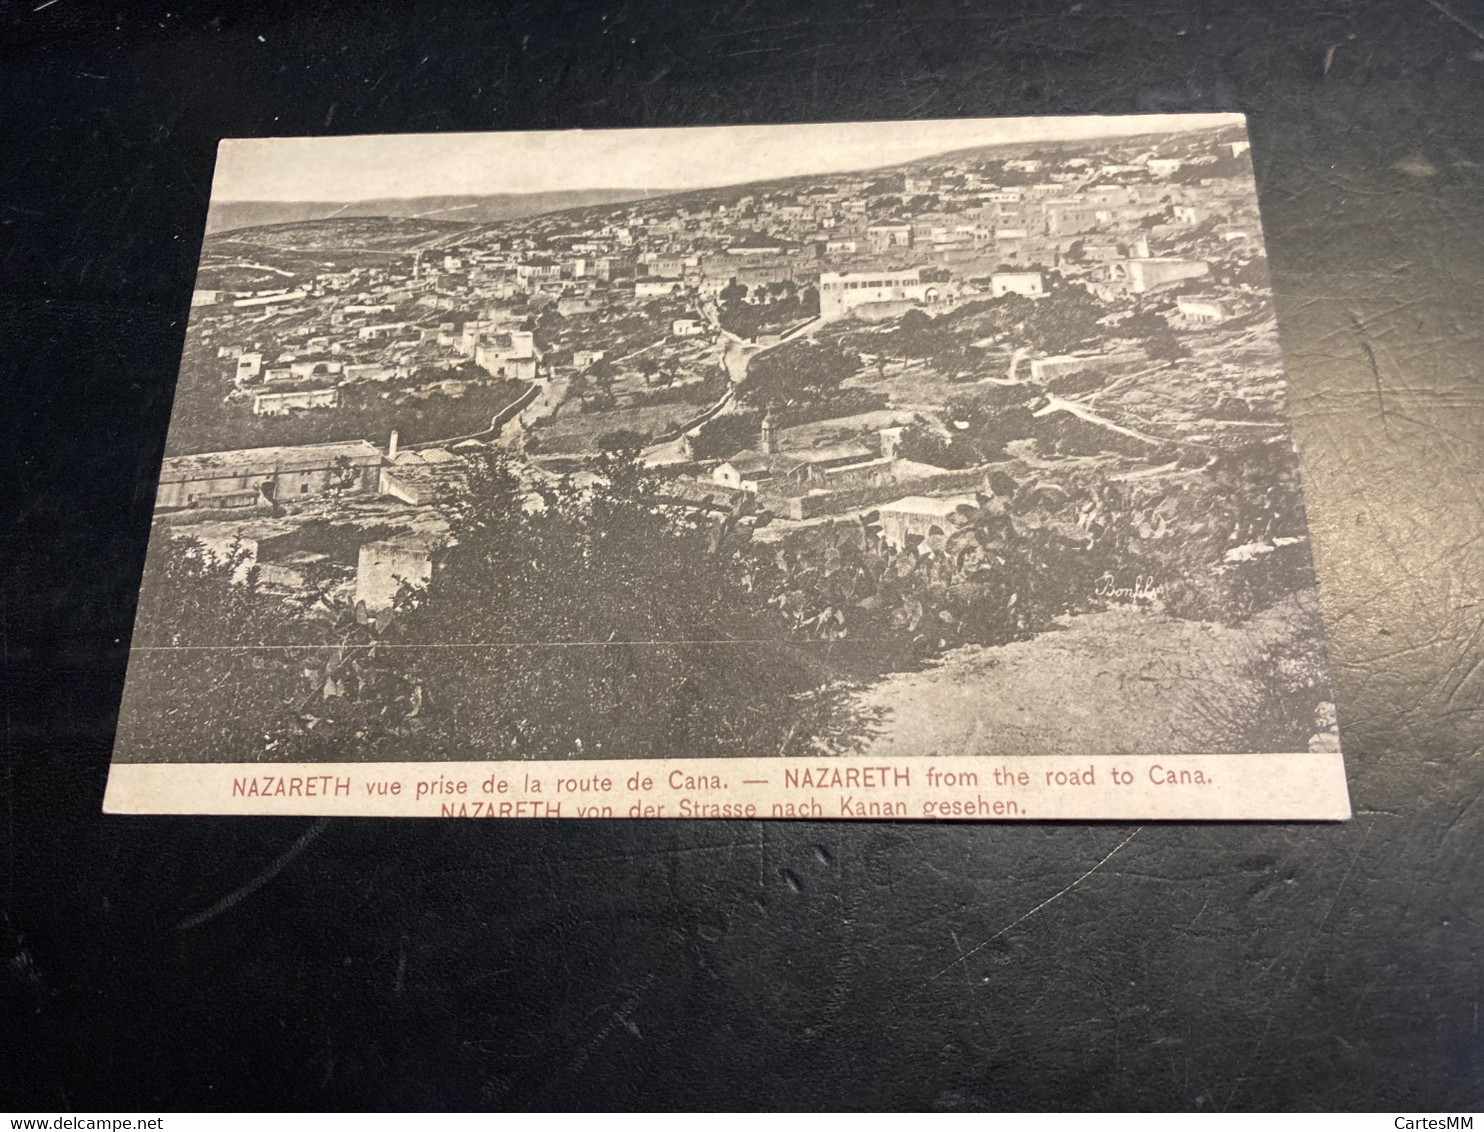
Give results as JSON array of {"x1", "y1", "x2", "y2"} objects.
[{"x1": 105, "y1": 115, "x2": 1350, "y2": 820}]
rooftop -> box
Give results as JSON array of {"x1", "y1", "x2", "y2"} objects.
[
  {"x1": 877, "y1": 494, "x2": 979, "y2": 517},
  {"x1": 722, "y1": 441, "x2": 874, "y2": 477},
  {"x1": 161, "y1": 439, "x2": 383, "y2": 482}
]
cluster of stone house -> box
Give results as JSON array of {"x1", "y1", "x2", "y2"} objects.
[
  {"x1": 157, "y1": 434, "x2": 467, "y2": 610},
  {"x1": 155, "y1": 427, "x2": 489, "y2": 516},
  {"x1": 173, "y1": 128, "x2": 1263, "y2": 617},
  {"x1": 711, "y1": 418, "x2": 949, "y2": 500}
]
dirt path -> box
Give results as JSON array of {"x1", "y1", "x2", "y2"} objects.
[
  {"x1": 839, "y1": 593, "x2": 1324, "y2": 757},
  {"x1": 1033, "y1": 394, "x2": 1184, "y2": 448}
]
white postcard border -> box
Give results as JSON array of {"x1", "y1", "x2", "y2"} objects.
[{"x1": 104, "y1": 752, "x2": 1351, "y2": 820}]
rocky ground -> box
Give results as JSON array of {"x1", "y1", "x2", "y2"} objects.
[{"x1": 836, "y1": 589, "x2": 1334, "y2": 758}]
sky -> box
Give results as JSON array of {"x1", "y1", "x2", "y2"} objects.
[{"x1": 211, "y1": 114, "x2": 1245, "y2": 203}]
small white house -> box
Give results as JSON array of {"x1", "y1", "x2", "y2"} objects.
[
  {"x1": 1176, "y1": 297, "x2": 1229, "y2": 324},
  {"x1": 252, "y1": 388, "x2": 341, "y2": 416},
  {"x1": 990, "y1": 271, "x2": 1044, "y2": 299}
]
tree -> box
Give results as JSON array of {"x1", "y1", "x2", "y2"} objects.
[
  {"x1": 718, "y1": 280, "x2": 747, "y2": 306},
  {"x1": 583, "y1": 356, "x2": 618, "y2": 410},
  {"x1": 689, "y1": 410, "x2": 764, "y2": 460},
  {"x1": 1113, "y1": 309, "x2": 1188, "y2": 360},
  {"x1": 533, "y1": 307, "x2": 565, "y2": 350},
  {"x1": 894, "y1": 423, "x2": 976, "y2": 470},
  {"x1": 1017, "y1": 283, "x2": 1107, "y2": 355},
  {"x1": 880, "y1": 308, "x2": 967, "y2": 370},
  {"x1": 739, "y1": 341, "x2": 861, "y2": 409}
]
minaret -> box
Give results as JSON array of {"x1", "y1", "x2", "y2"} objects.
[{"x1": 760, "y1": 412, "x2": 775, "y2": 455}]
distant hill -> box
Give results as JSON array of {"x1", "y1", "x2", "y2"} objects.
[
  {"x1": 897, "y1": 124, "x2": 1245, "y2": 170},
  {"x1": 205, "y1": 188, "x2": 674, "y2": 234},
  {"x1": 208, "y1": 215, "x2": 471, "y2": 251}
]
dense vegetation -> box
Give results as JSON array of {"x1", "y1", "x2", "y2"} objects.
[
  {"x1": 120, "y1": 435, "x2": 1329, "y2": 763},
  {"x1": 737, "y1": 340, "x2": 866, "y2": 412},
  {"x1": 119, "y1": 452, "x2": 873, "y2": 762}
]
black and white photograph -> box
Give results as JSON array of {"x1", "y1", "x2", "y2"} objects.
[{"x1": 105, "y1": 114, "x2": 1350, "y2": 819}]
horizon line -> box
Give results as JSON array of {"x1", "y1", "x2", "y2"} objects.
[
  {"x1": 208, "y1": 115, "x2": 1245, "y2": 205},
  {"x1": 208, "y1": 186, "x2": 673, "y2": 206}
]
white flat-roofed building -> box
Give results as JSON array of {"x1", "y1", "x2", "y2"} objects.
[
  {"x1": 234, "y1": 352, "x2": 263, "y2": 382},
  {"x1": 1176, "y1": 296, "x2": 1230, "y2": 323},
  {"x1": 818, "y1": 267, "x2": 950, "y2": 320},
  {"x1": 343, "y1": 362, "x2": 403, "y2": 382},
  {"x1": 1119, "y1": 257, "x2": 1209, "y2": 294},
  {"x1": 875, "y1": 495, "x2": 979, "y2": 550},
  {"x1": 252, "y1": 388, "x2": 341, "y2": 416},
  {"x1": 515, "y1": 260, "x2": 561, "y2": 285},
  {"x1": 156, "y1": 439, "x2": 383, "y2": 510},
  {"x1": 356, "y1": 534, "x2": 443, "y2": 610},
  {"x1": 990, "y1": 271, "x2": 1044, "y2": 298},
  {"x1": 231, "y1": 290, "x2": 307, "y2": 309},
  {"x1": 358, "y1": 322, "x2": 410, "y2": 341},
  {"x1": 635, "y1": 277, "x2": 686, "y2": 298},
  {"x1": 473, "y1": 329, "x2": 538, "y2": 380},
  {"x1": 865, "y1": 223, "x2": 914, "y2": 252}
]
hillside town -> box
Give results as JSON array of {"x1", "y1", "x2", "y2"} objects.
[{"x1": 168, "y1": 121, "x2": 1286, "y2": 632}]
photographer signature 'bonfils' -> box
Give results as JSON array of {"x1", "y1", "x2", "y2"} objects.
[{"x1": 1094, "y1": 573, "x2": 1165, "y2": 603}]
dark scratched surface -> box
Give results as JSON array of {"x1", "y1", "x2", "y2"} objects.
[{"x1": 3, "y1": 0, "x2": 1482, "y2": 1111}]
